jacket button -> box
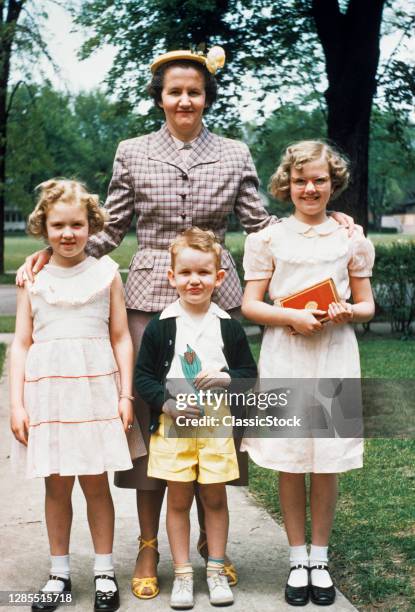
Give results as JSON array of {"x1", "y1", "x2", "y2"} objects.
[
  {"x1": 181, "y1": 173, "x2": 188, "y2": 180},
  {"x1": 169, "y1": 339, "x2": 173, "y2": 345},
  {"x1": 164, "y1": 361, "x2": 169, "y2": 367},
  {"x1": 181, "y1": 213, "x2": 186, "y2": 219}
]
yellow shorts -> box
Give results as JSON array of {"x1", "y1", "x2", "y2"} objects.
[{"x1": 148, "y1": 414, "x2": 239, "y2": 484}]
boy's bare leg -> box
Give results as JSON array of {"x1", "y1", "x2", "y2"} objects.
[
  {"x1": 198, "y1": 483, "x2": 228, "y2": 559},
  {"x1": 195, "y1": 484, "x2": 232, "y2": 564},
  {"x1": 167, "y1": 481, "x2": 195, "y2": 563}
]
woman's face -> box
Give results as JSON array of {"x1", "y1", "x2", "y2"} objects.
[{"x1": 159, "y1": 65, "x2": 206, "y2": 140}]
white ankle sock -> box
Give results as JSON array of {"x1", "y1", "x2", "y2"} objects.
[
  {"x1": 94, "y1": 553, "x2": 116, "y2": 593},
  {"x1": 309, "y1": 545, "x2": 333, "y2": 588},
  {"x1": 287, "y1": 545, "x2": 308, "y2": 588},
  {"x1": 42, "y1": 556, "x2": 70, "y2": 592}
]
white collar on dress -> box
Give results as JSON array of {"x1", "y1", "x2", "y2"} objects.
[
  {"x1": 160, "y1": 298, "x2": 231, "y2": 320},
  {"x1": 285, "y1": 215, "x2": 340, "y2": 236}
]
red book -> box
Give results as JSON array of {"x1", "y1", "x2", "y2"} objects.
[{"x1": 279, "y1": 278, "x2": 340, "y2": 323}]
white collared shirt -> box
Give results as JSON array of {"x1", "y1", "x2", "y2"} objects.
[{"x1": 160, "y1": 299, "x2": 230, "y2": 379}]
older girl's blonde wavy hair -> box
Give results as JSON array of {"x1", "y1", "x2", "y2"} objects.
[
  {"x1": 27, "y1": 178, "x2": 107, "y2": 239},
  {"x1": 269, "y1": 140, "x2": 350, "y2": 202}
]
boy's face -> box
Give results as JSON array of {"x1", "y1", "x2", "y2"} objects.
[{"x1": 168, "y1": 247, "x2": 225, "y2": 310}]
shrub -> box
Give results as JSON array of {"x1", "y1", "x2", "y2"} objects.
[{"x1": 372, "y1": 241, "x2": 415, "y2": 335}]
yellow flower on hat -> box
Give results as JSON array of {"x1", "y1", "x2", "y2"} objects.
[{"x1": 205, "y1": 46, "x2": 226, "y2": 74}]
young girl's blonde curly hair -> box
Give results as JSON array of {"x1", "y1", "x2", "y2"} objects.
[
  {"x1": 269, "y1": 140, "x2": 350, "y2": 202},
  {"x1": 27, "y1": 179, "x2": 107, "y2": 239}
]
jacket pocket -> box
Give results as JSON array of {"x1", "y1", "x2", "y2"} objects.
[{"x1": 130, "y1": 251, "x2": 155, "y2": 270}]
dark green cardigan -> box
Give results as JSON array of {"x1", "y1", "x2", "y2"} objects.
[{"x1": 134, "y1": 314, "x2": 258, "y2": 432}]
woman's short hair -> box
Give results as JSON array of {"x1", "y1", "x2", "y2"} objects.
[
  {"x1": 147, "y1": 60, "x2": 218, "y2": 110},
  {"x1": 27, "y1": 178, "x2": 107, "y2": 239},
  {"x1": 169, "y1": 227, "x2": 222, "y2": 270},
  {"x1": 269, "y1": 140, "x2": 350, "y2": 202}
]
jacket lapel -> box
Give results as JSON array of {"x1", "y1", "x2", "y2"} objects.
[
  {"x1": 148, "y1": 124, "x2": 186, "y2": 171},
  {"x1": 187, "y1": 126, "x2": 220, "y2": 169},
  {"x1": 147, "y1": 124, "x2": 220, "y2": 171}
]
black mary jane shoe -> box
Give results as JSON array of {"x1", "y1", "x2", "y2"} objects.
[
  {"x1": 31, "y1": 575, "x2": 72, "y2": 612},
  {"x1": 284, "y1": 564, "x2": 309, "y2": 607},
  {"x1": 94, "y1": 574, "x2": 120, "y2": 612},
  {"x1": 309, "y1": 564, "x2": 336, "y2": 606}
]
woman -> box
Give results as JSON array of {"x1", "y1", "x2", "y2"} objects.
[{"x1": 18, "y1": 46, "x2": 353, "y2": 599}]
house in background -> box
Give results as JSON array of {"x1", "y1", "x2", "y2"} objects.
[
  {"x1": 5, "y1": 207, "x2": 26, "y2": 232},
  {"x1": 381, "y1": 200, "x2": 415, "y2": 234}
]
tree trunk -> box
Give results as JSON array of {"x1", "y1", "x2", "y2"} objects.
[
  {"x1": 0, "y1": 0, "x2": 26, "y2": 274},
  {"x1": 312, "y1": 0, "x2": 385, "y2": 232}
]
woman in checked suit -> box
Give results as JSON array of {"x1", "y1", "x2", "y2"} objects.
[{"x1": 19, "y1": 46, "x2": 353, "y2": 600}]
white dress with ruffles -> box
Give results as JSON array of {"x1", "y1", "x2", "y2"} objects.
[
  {"x1": 20, "y1": 256, "x2": 133, "y2": 478},
  {"x1": 240, "y1": 216, "x2": 375, "y2": 473}
]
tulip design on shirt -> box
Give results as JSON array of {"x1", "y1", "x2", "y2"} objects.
[{"x1": 180, "y1": 345, "x2": 204, "y2": 416}]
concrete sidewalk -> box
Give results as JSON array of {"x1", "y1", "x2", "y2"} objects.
[{"x1": 0, "y1": 343, "x2": 357, "y2": 612}]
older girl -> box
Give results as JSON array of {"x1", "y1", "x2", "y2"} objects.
[
  {"x1": 10, "y1": 179, "x2": 142, "y2": 612},
  {"x1": 241, "y1": 141, "x2": 375, "y2": 606}
]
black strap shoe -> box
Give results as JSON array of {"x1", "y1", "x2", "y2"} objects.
[
  {"x1": 284, "y1": 564, "x2": 309, "y2": 606},
  {"x1": 94, "y1": 574, "x2": 120, "y2": 612},
  {"x1": 31, "y1": 575, "x2": 71, "y2": 611},
  {"x1": 309, "y1": 564, "x2": 336, "y2": 606}
]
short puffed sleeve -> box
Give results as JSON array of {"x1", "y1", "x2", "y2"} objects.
[
  {"x1": 348, "y1": 230, "x2": 375, "y2": 277},
  {"x1": 243, "y1": 228, "x2": 274, "y2": 280}
]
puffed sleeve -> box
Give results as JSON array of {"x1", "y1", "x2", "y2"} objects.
[
  {"x1": 243, "y1": 228, "x2": 274, "y2": 280},
  {"x1": 348, "y1": 230, "x2": 375, "y2": 277}
]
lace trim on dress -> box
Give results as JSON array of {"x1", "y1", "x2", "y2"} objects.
[{"x1": 28, "y1": 256, "x2": 119, "y2": 306}]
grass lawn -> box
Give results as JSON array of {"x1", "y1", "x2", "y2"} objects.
[
  {"x1": 0, "y1": 316, "x2": 15, "y2": 333},
  {"x1": 247, "y1": 336, "x2": 415, "y2": 611}
]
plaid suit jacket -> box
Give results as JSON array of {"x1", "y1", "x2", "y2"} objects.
[{"x1": 86, "y1": 123, "x2": 276, "y2": 311}]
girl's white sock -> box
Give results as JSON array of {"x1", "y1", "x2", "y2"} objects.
[
  {"x1": 287, "y1": 545, "x2": 308, "y2": 588},
  {"x1": 309, "y1": 544, "x2": 333, "y2": 588},
  {"x1": 94, "y1": 553, "x2": 116, "y2": 593},
  {"x1": 41, "y1": 555, "x2": 70, "y2": 592}
]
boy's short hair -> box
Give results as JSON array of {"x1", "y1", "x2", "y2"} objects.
[
  {"x1": 269, "y1": 140, "x2": 350, "y2": 202},
  {"x1": 169, "y1": 227, "x2": 222, "y2": 270},
  {"x1": 27, "y1": 178, "x2": 107, "y2": 239}
]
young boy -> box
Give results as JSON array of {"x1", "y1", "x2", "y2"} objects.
[{"x1": 135, "y1": 227, "x2": 257, "y2": 609}]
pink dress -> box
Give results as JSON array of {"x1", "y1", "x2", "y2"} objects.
[
  {"x1": 241, "y1": 216, "x2": 375, "y2": 473},
  {"x1": 18, "y1": 256, "x2": 136, "y2": 478}
]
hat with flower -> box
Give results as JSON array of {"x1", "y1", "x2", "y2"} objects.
[{"x1": 150, "y1": 46, "x2": 226, "y2": 74}]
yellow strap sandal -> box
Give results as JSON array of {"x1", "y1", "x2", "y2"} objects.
[
  {"x1": 197, "y1": 528, "x2": 238, "y2": 587},
  {"x1": 131, "y1": 536, "x2": 160, "y2": 600}
]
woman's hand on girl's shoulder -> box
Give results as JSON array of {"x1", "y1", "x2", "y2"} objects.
[
  {"x1": 327, "y1": 301, "x2": 354, "y2": 324},
  {"x1": 118, "y1": 397, "x2": 134, "y2": 432},
  {"x1": 10, "y1": 405, "x2": 29, "y2": 446},
  {"x1": 289, "y1": 309, "x2": 326, "y2": 336},
  {"x1": 16, "y1": 248, "x2": 52, "y2": 286}
]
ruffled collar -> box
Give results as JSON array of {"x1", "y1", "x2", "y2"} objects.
[
  {"x1": 29, "y1": 256, "x2": 118, "y2": 306},
  {"x1": 43, "y1": 256, "x2": 96, "y2": 278},
  {"x1": 285, "y1": 215, "x2": 340, "y2": 236}
]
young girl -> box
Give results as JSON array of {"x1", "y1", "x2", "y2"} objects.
[
  {"x1": 9, "y1": 179, "x2": 142, "y2": 612},
  {"x1": 241, "y1": 141, "x2": 375, "y2": 607}
]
